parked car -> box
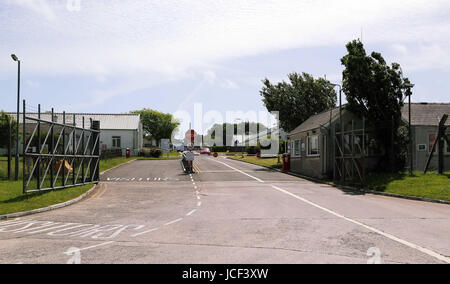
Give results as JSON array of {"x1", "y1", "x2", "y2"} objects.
[{"x1": 200, "y1": 148, "x2": 211, "y2": 155}]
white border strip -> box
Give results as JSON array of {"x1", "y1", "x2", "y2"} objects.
[
  {"x1": 211, "y1": 159, "x2": 264, "y2": 183},
  {"x1": 271, "y1": 185, "x2": 450, "y2": 264}
]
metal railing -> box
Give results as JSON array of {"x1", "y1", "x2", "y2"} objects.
[{"x1": 22, "y1": 100, "x2": 100, "y2": 194}]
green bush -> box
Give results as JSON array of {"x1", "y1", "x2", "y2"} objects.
[
  {"x1": 211, "y1": 146, "x2": 227, "y2": 153},
  {"x1": 150, "y1": 149, "x2": 162, "y2": 158},
  {"x1": 245, "y1": 145, "x2": 261, "y2": 154},
  {"x1": 138, "y1": 148, "x2": 162, "y2": 158}
]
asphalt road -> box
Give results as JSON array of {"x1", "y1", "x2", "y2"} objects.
[{"x1": 0, "y1": 156, "x2": 449, "y2": 264}]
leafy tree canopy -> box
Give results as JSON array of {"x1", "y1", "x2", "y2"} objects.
[
  {"x1": 0, "y1": 111, "x2": 16, "y2": 148},
  {"x1": 132, "y1": 109, "x2": 180, "y2": 146},
  {"x1": 260, "y1": 72, "x2": 337, "y2": 132},
  {"x1": 341, "y1": 40, "x2": 413, "y2": 170}
]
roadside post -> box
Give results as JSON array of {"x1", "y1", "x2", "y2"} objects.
[{"x1": 161, "y1": 139, "x2": 170, "y2": 158}]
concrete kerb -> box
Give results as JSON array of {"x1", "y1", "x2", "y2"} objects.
[
  {"x1": 226, "y1": 157, "x2": 450, "y2": 206},
  {"x1": 0, "y1": 159, "x2": 138, "y2": 220}
]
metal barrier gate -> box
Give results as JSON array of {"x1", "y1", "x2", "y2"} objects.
[
  {"x1": 334, "y1": 118, "x2": 366, "y2": 186},
  {"x1": 22, "y1": 100, "x2": 100, "y2": 194}
]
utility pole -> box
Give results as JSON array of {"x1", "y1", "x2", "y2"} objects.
[{"x1": 11, "y1": 54, "x2": 20, "y2": 181}]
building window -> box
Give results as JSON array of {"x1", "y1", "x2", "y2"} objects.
[
  {"x1": 307, "y1": 135, "x2": 319, "y2": 156},
  {"x1": 445, "y1": 138, "x2": 450, "y2": 154},
  {"x1": 112, "y1": 136, "x2": 121, "y2": 148},
  {"x1": 290, "y1": 140, "x2": 301, "y2": 157},
  {"x1": 294, "y1": 140, "x2": 301, "y2": 157}
]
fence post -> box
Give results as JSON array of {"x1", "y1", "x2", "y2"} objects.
[
  {"x1": 7, "y1": 115, "x2": 12, "y2": 180},
  {"x1": 81, "y1": 117, "x2": 85, "y2": 184},
  {"x1": 73, "y1": 114, "x2": 76, "y2": 185},
  {"x1": 37, "y1": 104, "x2": 41, "y2": 189},
  {"x1": 50, "y1": 108, "x2": 54, "y2": 189},
  {"x1": 62, "y1": 111, "x2": 66, "y2": 187},
  {"x1": 22, "y1": 100, "x2": 26, "y2": 194},
  {"x1": 90, "y1": 120, "x2": 100, "y2": 183}
]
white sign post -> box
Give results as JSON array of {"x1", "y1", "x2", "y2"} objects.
[{"x1": 161, "y1": 139, "x2": 170, "y2": 153}]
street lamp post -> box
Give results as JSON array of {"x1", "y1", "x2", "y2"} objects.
[
  {"x1": 11, "y1": 54, "x2": 20, "y2": 181},
  {"x1": 403, "y1": 83, "x2": 415, "y2": 175}
]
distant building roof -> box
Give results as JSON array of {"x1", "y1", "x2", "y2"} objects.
[
  {"x1": 289, "y1": 107, "x2": 340, "y2": 135},
  {"x1": 401, "y1": 103, "x2": 450, "y2": 126},
  {"x1": 8, "y1": 113, "x2": 141, "y2": 130}
]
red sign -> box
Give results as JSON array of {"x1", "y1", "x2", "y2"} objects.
[
  {"x1": 213, "y1": 152, "x2": 218, "y2": 158},
  {"x1": 185, "y1": 130, "x2": 196, "y2": 144}
]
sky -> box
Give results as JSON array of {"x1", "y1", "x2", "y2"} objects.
[{"x1": 1, "y1": 0, "x2": 450, "y2": 136}]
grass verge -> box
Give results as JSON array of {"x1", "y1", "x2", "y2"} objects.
[
  {"x1": 228, "y1": 156, "x2": 282, "y2": 169},
  {"x1": 0, "y1": 156, "x2": 135, "y2": 216},
  {"x1": 137, "y1": 154, "x2": 181, "y2": 160},
  {"x1": 365, "y1": 171, "x2": 450, "y2": 202}
]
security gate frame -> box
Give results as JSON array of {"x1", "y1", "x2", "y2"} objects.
[
  {"x1": 333, "y1": 118, "x2": 366, "y2": 186},
  {"x1": 22, "y1": 100, "x2": 100, "y2": 194}
]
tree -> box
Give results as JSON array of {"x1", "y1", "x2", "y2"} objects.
[
  {"x1": 260, "y1": 72, "x2": 337, "y2": 132},
  {"x1": 341, "y1": 40, "x2": 413, "y2": 171},
  {"x1": 0, "y1": 111, "x2": 16, "y2": 148},
  {"x1": 132, "y1": 109, "x2": 180, "y2": 146}
]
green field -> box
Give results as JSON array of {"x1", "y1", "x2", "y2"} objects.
[
  {"x1": 228, "y1": 156, "x2": 282, "y2": 169},
  {"x1": 137, "y1": 153, "x2": 181, "y2": 160},
  {"x1": 0, "y1": 156, "x2": 135, "y2": 216},
  {"x1": 365, "y1": 171, "x2": 450, "y2": 202}
]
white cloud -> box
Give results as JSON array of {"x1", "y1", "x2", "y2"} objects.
[
  {"x1": 2, "y1": 0, "x2": 450, "y2": 75},
  {"x1": 390, "y1": 43, "x2": 450, "y2": 72},
  {"x1": 5, "y1": 0, "x2": 56, "y2": 21},
  {"x1": 1, "y1": 0, "x2": 450, "y2": 102}
]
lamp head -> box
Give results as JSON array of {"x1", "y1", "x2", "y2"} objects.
[{"x1": 11, "y1": 54, "x2": 19, "y2": 62}]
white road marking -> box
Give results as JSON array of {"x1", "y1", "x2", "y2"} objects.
[
  {"x1": 77, "y1": 241, "x2": 115, "y2": 252},
  {"x1": 197, "y1": 196, "x2": 201, "y2": 200},
  {"x1": 139, "y1": 178, "x2": 143, "y2": 181},
  {"x1": 154, "y1": 178, "x2": 157, "y2": 181},
  {"x1": 147, "y1": 178, "x2": 150, "y2": 181},
  {"x1": 186, "y1": 209, "x2": 197, "y2": 216},
  {"x1": 158, "y1": 178, "x2": 161, "y2": 181},
  {"x1": 270, "y1": 185, "x2": 450, "y2": 264},
  {"x1": 197, "y1": 201, "x2": 202, "y2": 207},
  {"x1": 131, "y1": 228, "x2": 159, "y2": 237},
  {"x1": 164, "y1": 218, "x2": 183, "y2": 226},
  {"x1": 131, "y1": 178, "x2": 135, "y2": 181},
  {"x1": 211, "y1": 159, "x2": 264, "y2": 183}
]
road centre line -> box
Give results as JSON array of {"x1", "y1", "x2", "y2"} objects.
[
  {"x1": 210, "y1": 159, "x2": 264, "y2": 183},
  {"x1": 186, "y1": 209, "x2": 197, "y2": 216},
  {"x1": 208, "y1": 158, "x2": 450, "y2": 263},
  {"x1": 270, "y1": 185, "x2": 450, "y2": 264},
  {"x1": 164, "y1": 218, "x2": 183, "y2": 226}
]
